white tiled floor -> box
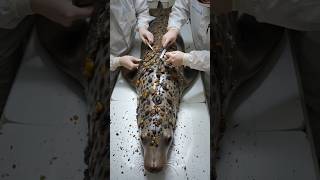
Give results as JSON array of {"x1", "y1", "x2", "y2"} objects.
[
  {"x1": 217, "y1": 131, "x2": 318, "y2": 180},
  {"x1": 110, "y1": 74, "x2": 210, "y2": 180},
  {"x1": 0, "y1": 31, "x2": 87, "y2": 180},
  {"x1": 228, "y1": 37, "x2": 305, "y2": 131},
  {"x1": 216, "y1": 35, "x2": 319, "y2": 179}
]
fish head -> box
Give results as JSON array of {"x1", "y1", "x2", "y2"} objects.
[{"x1": 139, "y1": 118, "x2": 174, "y2": 173}]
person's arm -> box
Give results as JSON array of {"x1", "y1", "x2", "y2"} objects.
[
  {"x1": 0, "y1": 0, "x2": 33, "y2": 29},
  {"x1": 31, "y1": 0, "x2": 93, "y2": 27},
  {"x1": 165, "y1": 50, "x2": 210, "y2": 72},
  {"x1": 183, "y1": 50, "x2": 210, "y2": 72},
  {"x1": 219, "y1": 0, "x2": 320, "y2": 31},
  {"x1": 162, "y1": 0, "x2": 190, "y2": 48},
  {"x1": 133, "y1": 0, "x2": 154, "y2": 30},
  {"x1": 167, "y1": 0, "x2": 190, "y2": 31},
  {"x1": 110, "y1": 54, "x2": 141, "y2": 71},
  {"x1": 0, "y1": 0, "x2": 93, "y2": 29},
  {"x1": 110, "y1": 54, "x2": 121, "y2": 71},
  {"x1": 134, "y1": 0, "x2": 154, "y2": 44}
]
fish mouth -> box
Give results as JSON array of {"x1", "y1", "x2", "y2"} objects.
[
  {"x1": 144, "y1": 158, "x2": 165, "y2": 173},
  {"x1": 145, "y1": 163, "x2": 164, "y2": 173},
  {"x1": 143, "y1": 145, "x2": 168, "y2": 173}
]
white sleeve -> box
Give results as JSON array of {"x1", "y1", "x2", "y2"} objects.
[
  {"x1": 134, "y1": 0, "x2": 154, "y2": 29},
  {"x1": 110, "y1": 54, "x2": 121, "y2": 71},
  {"x1": 183, "y1": 50, "x2": 210, "y2": 72},
  {"x1": 234, "y1": 0, "x2": 320, "y2": 31},
  {"x1": 0, "y1": 0, "x2": 33, "y2": 29},
  {"x1": 167, "y1": 0, "x2": 190, "y2": 30}
]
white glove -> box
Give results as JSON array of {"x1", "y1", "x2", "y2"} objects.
[
  {"x1": 165, "y1": 51, "x2": 185, "y2": 67},
  {"x1": 166, "y1": 50, "x2": 210, "y2": 71},
  {"x1": 30, "y1": 0, "x2": 93, "y2": 27},
  {"x1": 162, "y1": 28, "x2": 179, "y2": 48},
  {"x1": 139, "y1": 27, "x2": 154, "y2": 44},
  {"x1": 119, "y1": 56, "x2": 141, "y2": 70}
]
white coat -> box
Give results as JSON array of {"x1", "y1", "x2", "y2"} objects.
[
  {"x1": 110, "y1": 0, "x2": 153, "y2": 71},
  {"x1": 168, "y1": 0, "x2": 210, "y2": 72}
]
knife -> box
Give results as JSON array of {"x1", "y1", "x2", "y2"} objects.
[
  {"x1": 146, "y1": 41, "x2": 154, "y2": 52},
  {"x1": 159, "y1": 48, "x2": 167, "y2": 60}
]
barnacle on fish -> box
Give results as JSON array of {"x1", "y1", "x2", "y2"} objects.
[
  {"x1": 83, "y1": 56, "x2": 95, "y2": 79},
  {"x1": 95, "y1": 101, "x2": 104, "y2": 114}
]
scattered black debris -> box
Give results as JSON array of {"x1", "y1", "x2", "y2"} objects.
[
  {"x1": 1, "y1": 173, "x2": 9, "y2": 178},
  {"x1": 121, "y1": 171, "x2": 124, "y2": 174},
  {"x1": 69, "y1": 115, "x2": 80, "y2": 125},
  {"x1": 233, "y1": 124, "x2": 239, "y2": 128},
  {"x1": 116, "y1": 133, "x2": 119, "y2": 136},
  {"x1": 1, "y1": 173, "x2": 10, "y2": 178},
  {"x1": 12, "y1": 164, "x2": 16, "y2": 169},
  {"x1": 10, "y1": 145, "x2": 13, "y2": 150},
  {"x1": 49, "y1": 157, "x2": 58, "y2": 165}
]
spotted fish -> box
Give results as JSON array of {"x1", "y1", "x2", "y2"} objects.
[{"x1": 122, "y1": 7, "x2": 198, "y2": 173}]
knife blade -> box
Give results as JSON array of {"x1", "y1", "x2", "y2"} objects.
[
  {"x1": 160, "y1": 48, "x2": 167, "y2": 60},
  {"x1": 146, "y1": 41, "x2": 154, "y2": 52}
]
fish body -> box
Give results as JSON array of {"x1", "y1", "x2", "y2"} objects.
[{"x1": 122, "y1": 7, "x2": 198, "y2": 173}]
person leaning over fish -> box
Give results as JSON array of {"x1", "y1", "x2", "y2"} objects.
[
  {"x1": 110, "y1": 0, "x2": 154, "y2": 71},
  {"x1": 162, "y1": 0, "x2": 210, "y2": 72},
  {"x1": 0, "y1": 0, "x2": 93, "y2": 115}
]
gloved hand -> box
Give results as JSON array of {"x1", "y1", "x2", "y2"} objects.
[
  {"x1": 165, "y1": 51, "x2": 186, "y2": 67},
  {"x1": 30, "y1": 0, "x2": 93, "y2": 27},
  {"x1": 119, "y1": 56, "x2": 141, "y2": 70},
  {"x1": 139, "y1": 27, "x2": 154, "y2": 44},
  {"x1": 162, "y1": 28, "x2": 179, "y2": 48}
]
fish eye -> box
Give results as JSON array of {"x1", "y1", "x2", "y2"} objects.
[
  {"x1": 164, "y1": 135, "x2": 172, "y2": 144},
  {"x1": 141, "y1": 134, "x2": 148, "y2": 144}
]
